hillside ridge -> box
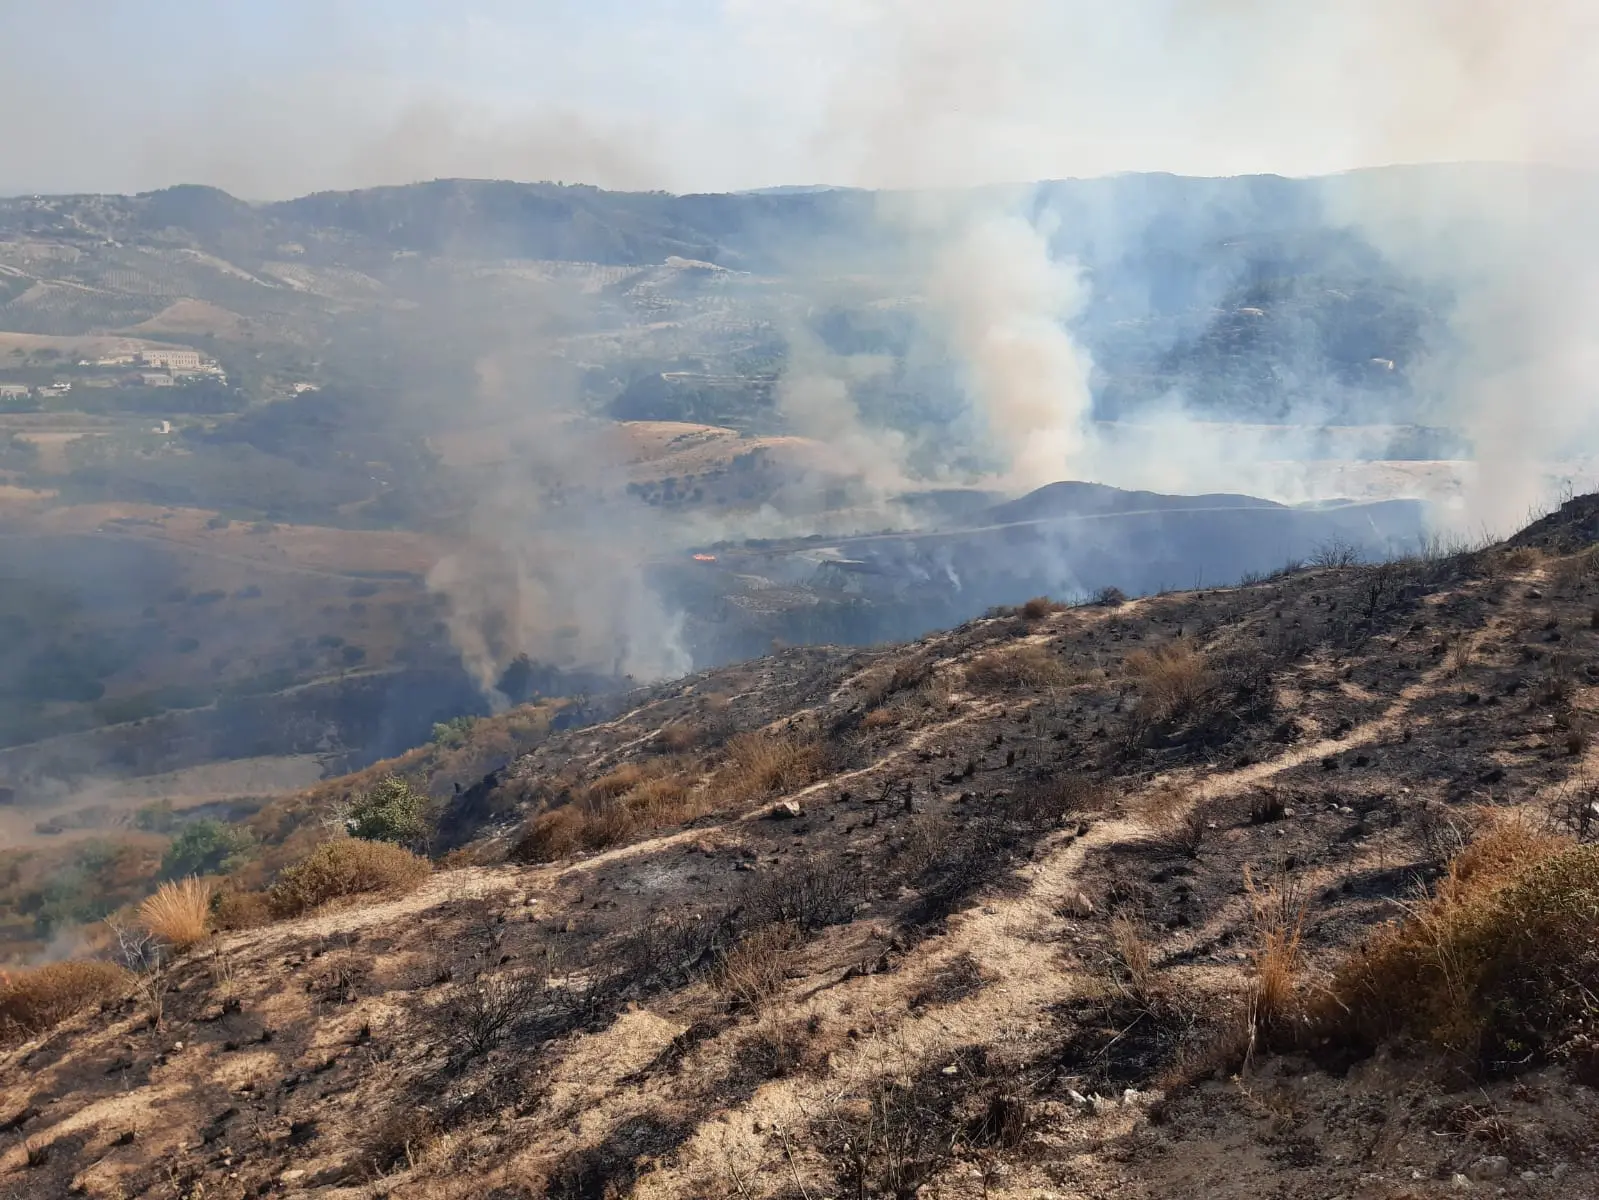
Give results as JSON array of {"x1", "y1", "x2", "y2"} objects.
[{"x1": 7, "y1": 503, "x2": 1599, "y2": 1197}]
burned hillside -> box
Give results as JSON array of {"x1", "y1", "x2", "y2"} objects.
[{"x1": 6, "y1": 499, "x2": 1599, "y2": 1198}]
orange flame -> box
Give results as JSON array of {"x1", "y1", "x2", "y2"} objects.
[{"x1": 692, "y1": 553, "x2": 717, "y2": 563}]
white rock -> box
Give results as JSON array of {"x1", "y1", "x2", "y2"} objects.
[{"x1": 1451, "y1": 1174, "x2": 1472, "y2": 1190}]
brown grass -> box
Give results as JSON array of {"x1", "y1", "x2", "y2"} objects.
[
  {"x1": 510, "y1": 756, "x2": 713, "y2": 861},
  {"x1": 512, "y1": 806, "x2": 587, "y2": 862},
  {"x1": 1244, "y1": 867, "x2": 1306, "y2": 1038},
  {"x1": 1318, "y1": 813, "x2": 1599, "y2": 1065},
  {"x1": 859, "y1": 654, "x2": 935, "y2": 706},
  {"x1": 266, "y1": 838, "x2": 431, "y2": 918},
  {"x1": 862, "y1": 706, "x2": 899, "y2": 730},
  {"x1": 714, "y1": 922, "x2": 801, "y2": 1011},
  {"x1": 655, "y1": 721, "x2": 705, "y2": 752},
  {"x1": 1108, "y1": 915, "x2": 1155, "y2": 1003},
  {"x1": 710, "y1": 731, "x2": 822, "y2": 805},
  {"x1": 1125, "y1": 642, "x2": 1212, "y2": 723},
  {"x1": 0, "y1": 960, "x2": 130, "y2": 1039},
  {"x1": 138, "y1": 877, "x2": 212, "y2": 949},
  {"x1": 964, "y1": 643, "x2": 1070, "y2": 691},
  {"x1": 211, "y1": 886, "x2": 273, "y2": 931}
]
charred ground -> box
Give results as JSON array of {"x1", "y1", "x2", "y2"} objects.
[{"x1": 6, "y1": 499, "x2": 1599, "y2": 1198}]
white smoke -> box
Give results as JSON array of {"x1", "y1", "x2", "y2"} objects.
[{"x1": 915, "y1": 198, "x2": 1095, "y2": 490}]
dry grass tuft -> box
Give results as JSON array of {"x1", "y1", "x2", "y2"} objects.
[
  {"x1": 586, "y1": 762, "x2": 646, "y2": 801},
  {"x1": 510, "y1": 757, "x2": 711, "y2": 860},
  {"x1": 1107, "y1": 915, "x2": 1156, "y2": 1003},
  {"x1": 859, "y1": 654, "x2": 935, "y2": 707},
  {"x1": 511, "y1": 806, "x2": 586, "y2": 862},
  {"x1": 1125, "y1": 642, "x2": 1212, "y2": 724},
  {"x1": 714, "y1": 922, "x2": 801, "y2": 1011},
  {"x1": 965, "y1": 643, "x2": 1070, "y2": 691},
  {"x1": 1244, "y1": 867, "x2": 1306, "y2": 1039},
  {"x1": 266, "y1": 838, "x2": 430, "y2": 918},
  {"x1": 1318, "y1": 813, "x2": 1599, "y2": 1066},
  {"x1": 711, "y1": 730, "x2": 821, "y2": 805},
  {"x1": 0, "y1": 960, "x2": 130, "y2": 1039},
  {"x1": 138, "y1": 877, "x2": 213, "y2": 949}
]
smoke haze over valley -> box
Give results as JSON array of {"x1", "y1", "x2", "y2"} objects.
[{"x1": 2, "y1": 0, "x2": 1599, "y2": 1048}]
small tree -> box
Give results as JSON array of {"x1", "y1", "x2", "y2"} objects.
[
  {"x1": 159, "y1": 819, "x2": 255, "y2": 880},
  {"x1": 431, "y1": 715, "x2": 478, "y2": 748},
  {"x1": 345, "y1": 777, "x2": 433, "y2": 850}
]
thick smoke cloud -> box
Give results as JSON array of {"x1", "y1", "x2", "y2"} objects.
[{"x1": 752, "y1": 0, "x2": 1599, "y2": 532}]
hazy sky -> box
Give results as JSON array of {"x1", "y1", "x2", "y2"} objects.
[{"x1": 2, "y1": 0, "x2": 1594, "y2": 197}]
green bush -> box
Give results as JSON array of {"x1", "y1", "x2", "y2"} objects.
[
  {"x1": 345, "y1": 777, "x2": 433, "y2": 849},
  {"x1": 431, "y1": 715, "x2": 479, "y2": 748},
  {"x1": 159, "y1": 818, "x2": 256, "y2": 880}
]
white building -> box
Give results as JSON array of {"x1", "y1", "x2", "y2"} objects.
[{"x1": 139, "y1": 349, "x2": 203, "y2": 371}]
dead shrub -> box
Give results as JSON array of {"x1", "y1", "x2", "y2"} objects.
[
  {"x1": 212, "y1": 886, "x2": 272, "y2": 931},
  {"x1": 714, "y1": 922, "x2": 800, "y2": 1011},
  {"x1": 0, "y1": 960, "x2": 129, "y2": 1039},
  {"x1": 1549, "y1": 780, "x2": 1599, "y2": 844},
  {"x1": 1442, "y1": 811, "x2": 1565, "y2": 904},
  {"x1": 1003, "y1": 774, "x2": 1109, "y2": 830},
  {"x1": 1501, "y1": 545, "x2": 1546, "y2": 572},
  {"x1": 736, "y1": 1015, "x2": 832, "y2": 1079},
  {"x1": 627, "y1": 772, "x2": 698, "y2": 821},
  {"x1": 745, "y1": 860, "x2": 861, "y2": 932},
  {"x1": 266, "y1": 838, "x2": 430, "y2": 918},
  {"x1": 965, "y1": 643, "x2": 1070, "y2": 691},
  {"x1": 862, "y1": 706, "x2": 898, "y2": 730},
  {"x1": 1143, "y1": 804, "x2": 1208, "y2": 859},
  {"x1": 1021, "y1": 596, "x2": 1059, "y2": 620},
  {"x1": 511, "y1": 806, "x2": 586, "y2": 862},
  {"x1": 1318, "y1": 815, "x2": 1599, "y2": 1068},
  {"x1": 861, "y1": 654, "x2": 935, "y2": 706},
  {"x1": 1126, "y1": 643, "x2": 1212, "y2": 725},
  {"x1": 655, "y1": 721, "x2": 704, "y2": 752},
  {"x1": 514, "y1": 764, "x2": 707, "y2": 860},
  {"x1": 576, "y1": 798, "x2": 640, "y2": 851},
  {"x1": 434, "y1": 968, "x2": 549, "y2": 1057},
  {"x1": 138, "y1": 877, "x2": 212, "y2": 949},
  {"x1": 1138, "y1": 783, "x2": 1188, "y2": 826},
  {"x1": 363, "y1": 1107, "x2": 441, "y2": 1175}
]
